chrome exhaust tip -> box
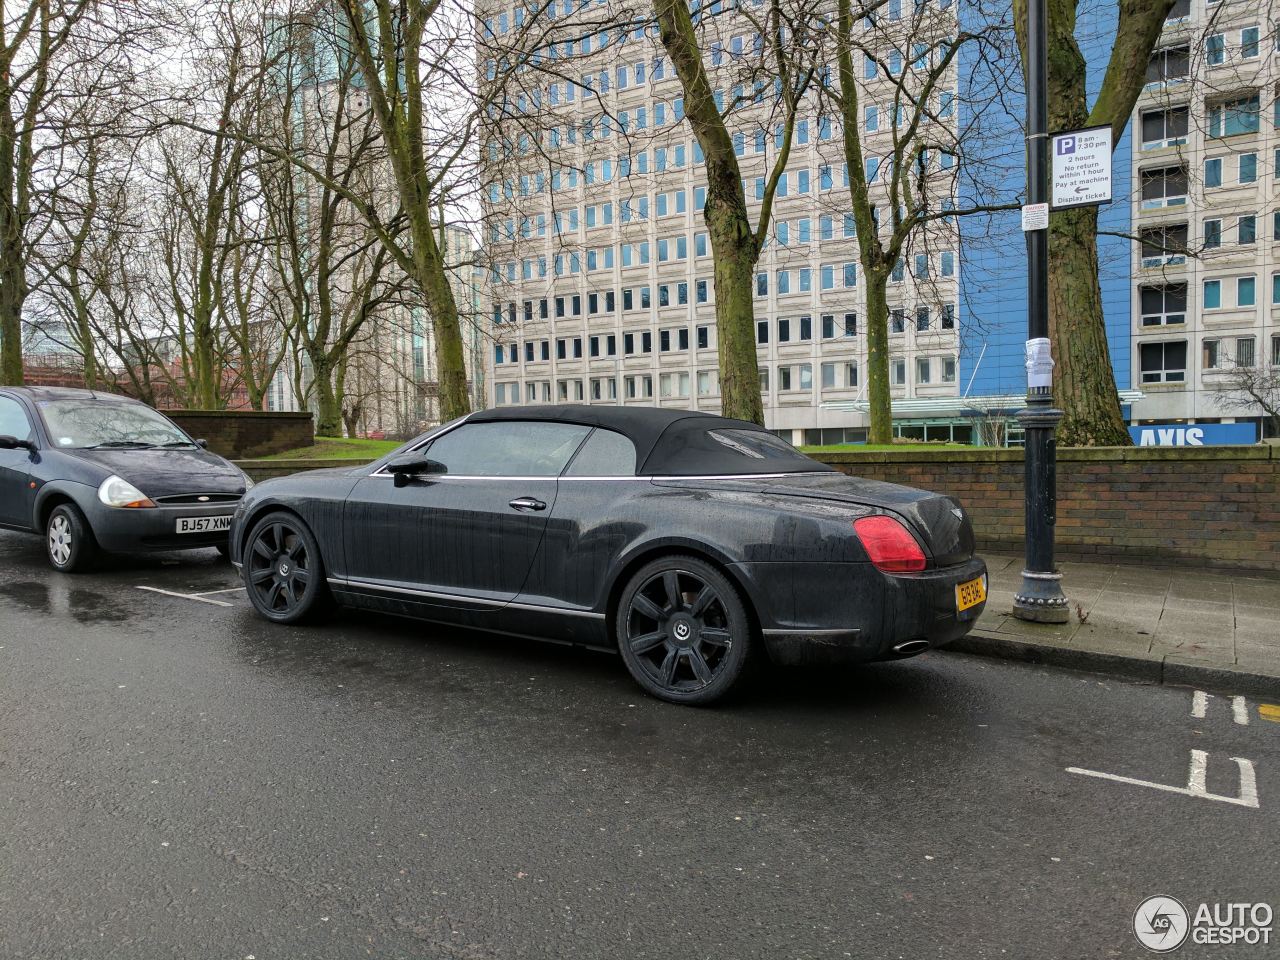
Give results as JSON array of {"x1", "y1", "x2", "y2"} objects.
[{"x1": 892, "y1": 639, "x2": 930, "y2": 656}]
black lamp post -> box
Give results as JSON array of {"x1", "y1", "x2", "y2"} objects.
[{"x1": 1013, "y1": 0, "x2": 1069, "y2": 624}]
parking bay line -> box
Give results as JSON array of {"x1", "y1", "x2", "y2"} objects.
[
  {"x1": 135, "y1": 586, "x2": 235, "y2": 608},
  {"x1": 1066, "y1": 750, "x2": 1259, "y2": 809}
]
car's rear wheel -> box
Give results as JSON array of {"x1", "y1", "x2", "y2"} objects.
[
  {"x1": 46, "y1": 503, "x2": 98, "y2": 573},
  {"x1": 243, "y1": 512, "x2": 327, "y2": 624},
  {"x1": 616, "y1": 556, "x2": 753, "y2": 705}
]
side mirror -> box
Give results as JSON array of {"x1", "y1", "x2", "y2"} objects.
[
  {"x1": 0, "y1": 435, "x2": 35, "y2": 453},
  {"x1": 195, "y1": 438, "x2": 209, "y2": 449},
  {"x1": 387, "y1": 455, "x2": 447, "y2": 488}
]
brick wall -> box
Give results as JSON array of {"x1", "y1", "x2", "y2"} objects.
[
  {"x1": 168, "y1": 411, "x2": 313, "y2": 460},
  {"x1": 816, "y1": 445, "x2": 1280, "y2": 572}
]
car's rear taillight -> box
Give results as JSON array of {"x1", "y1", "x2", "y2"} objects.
[{"x1": 853, "y1": 516, "x2": 927, "y2": 572}]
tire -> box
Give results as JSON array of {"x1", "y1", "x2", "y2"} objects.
[
  {"x1": 242, "y1": 511, "x2": 328, "y2": 624},
  {"x1": 46, "y1": 502, "x2": 99, "y2": 573},
  {"x1": 616, "y1": 555, "x2": 754, "y2": 706}
]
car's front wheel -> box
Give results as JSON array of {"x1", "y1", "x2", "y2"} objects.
[
  {"x1": 46, "y1": 503, "x2": 98, "y2": 573},
  {"x1": 242, "y1": 512, "x2": 328, "y2": 624},
  {"x1": 616, "y1": 555, "x2": 754, "y2": 706}
]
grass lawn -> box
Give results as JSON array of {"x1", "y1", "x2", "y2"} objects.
[
  {"x1": 800, "y1": 443, "x2": 972, "y2": 453},
  {"x1": 263, "y1": 436, "x2": 403, "y2": 460}
]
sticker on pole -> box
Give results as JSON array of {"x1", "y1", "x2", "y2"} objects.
[
  {"x1": 1051, "y1": 126, "x2": 1112, "y2": 210},
  {"x1": 1021, "y1": 203, "x2": 1049, "y2": 232},
  {"x1": 1026, "y1": 338, "x2": 1053, "y2": 389}
]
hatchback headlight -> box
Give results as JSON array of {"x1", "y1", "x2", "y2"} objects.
[
  {"x1": 97, "y1": 475, "x2": 156, "y2": 508},
  {"x1": 241, "y1": 471, "x2": 255, "y2": 491}
]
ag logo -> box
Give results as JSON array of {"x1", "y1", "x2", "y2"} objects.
[{"x1": 1134, "y1": 896, "x2": 1190, "y2": 953}]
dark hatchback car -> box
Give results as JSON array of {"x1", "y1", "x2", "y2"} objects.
[
  {"x1": 230, "y1": 406, "x2": 987, "y2": 705},
  {"x1": 0, "y1": 387, "x2": 253, "y2": 571}
]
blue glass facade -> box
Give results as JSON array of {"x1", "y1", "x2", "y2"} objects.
[{"x1": 957, "y1": 0, "x2": 1131, "y2": 399}]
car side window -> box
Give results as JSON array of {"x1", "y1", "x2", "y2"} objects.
[
  {"x1": 563, "y1": 428, "x2": 636, "y2": 477},
  {"x1": 425, "y1": 421, "x2": 591, "y2": 477},
  {"x1": 0, "y1": 397, "x2": 33, "y2": 442}
]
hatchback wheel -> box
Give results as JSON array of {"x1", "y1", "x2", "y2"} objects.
[
  {"x1": 243, "y1": 512, "x2": 327, "y2": 624},
  {"x1": 617, "y1": 556, "x2": 753, "y2": 705},
  {"x1": 46, "y1": 503, "x2": 98, "y2": 573}
]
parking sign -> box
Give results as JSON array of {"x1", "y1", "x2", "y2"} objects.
[{"x1": 1050, "y1": 126, "x2": 1112, "y2": 210}]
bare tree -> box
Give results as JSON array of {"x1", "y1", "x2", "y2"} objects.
[
  {"x1": 1014, "y1": 0, "x2": 1176, "y2": 445},
  {"x1": 829, "y1": 0, "x2": 1018, "y2": 442},
  {"x1": 1, "y1": 0, "x2": 155, "y2": 385},
  {"x1": 652, "y1": 0, "x2": 820, "y2": 424}
]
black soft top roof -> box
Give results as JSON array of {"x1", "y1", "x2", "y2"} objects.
[{"x1": 467, "y1": 405, "x2": 832, "y2": 476}]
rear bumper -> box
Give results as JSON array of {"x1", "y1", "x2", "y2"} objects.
[
  {"x1": 733, "y1": 556, "x2": 987, "y2": 666},
  {"x1": 84, "y1": 500, "x2": 235, "y2": 552}
]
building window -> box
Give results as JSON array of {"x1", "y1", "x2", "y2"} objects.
[
  {"x1": 890, "y1": 309, "x2": 906, "y2": 334},
  {"x1": 1236, "y1": 336, "x2": 1255, "y2": 367},
  {"x1": 1204, "y1": 218, "x2": 1222, "y2": 249},
  {"x1": 1140, "y1": 224, "x2": 1188, "y2": 265},
  {"x1": 1146, "y1": 45, "x2": 1189, "y2": 83},
  {"x1": 1204, "y1": 157, "x2": 1222, "y2": 188},
  {"x1": 1140, "y1": 284, "x2": 1187, "y2": 325},
  {"x1": 1271, "y1": 335, "x2": 1280, "y2": 367},
  {"x1": 942, "y1": 358, "x2": 956, "y2": 383},
  {"x1": 916, "y1": 358, "x2": 931, "y2": 384},
  {"x1": 1238, "y1": 275, "x2": 1256, "y2": 307},
  {"x1": 916, "y1": 308, "x2": 930, "y2": 331},
  {"x1": 1203, "y1": 338, "x2": 1221, "y2": 370},
  {"x1": 1208, "y1": 94, "x2": 1260, "y2": 138},
  {"x1": 1141, "y1": 106, "x2": 1188, "y2": 148},
  {"x1": 1203, "y1": 279, "x2": 1221, "y2": 309},
  {"x1": 1239, "y1": 215, "x2": 1256, "y2": 245},
  {"x1": 1239, "y1": 152, "x2": 1257, "y2": 184},
  {"x1": 1139, "y1": 341, "x2": 1187, "y2": 383},
  {"x1": 1140, "y1": 166, "x2": 1187, "y2": 208},
  {"x1": 892, "y1": 360, "x2": 906, "y2": 385}
]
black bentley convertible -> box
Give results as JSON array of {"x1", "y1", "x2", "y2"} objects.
[{"x1": 229, "y1": 406, "x2": 986, "y2": 704}]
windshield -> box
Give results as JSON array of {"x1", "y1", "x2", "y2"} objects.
[{"x1": 37, "y1": 400, "x2": 193, "y2": 449}]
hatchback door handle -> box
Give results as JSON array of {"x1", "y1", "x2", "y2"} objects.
[{"x1": 509, "y1": 497, "x2": 546, "y2": 512}]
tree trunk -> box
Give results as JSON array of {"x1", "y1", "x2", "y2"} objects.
[
  {"x1": 863, "y1": 269, "x2": 893, "y2": 444},
  {"x1": 1048, "y1": 205, "x2": 1129, "y2": 444},
  {"x1": 708, "y1": 208, "x2": 764, "y2": 425},
  {"x1": 1016, "y1": 0, "x2": 1174, "y2": 446},
  {"x1": 0, "y1": 259, "x2": 23, "y2": 386},
  {"x1": 311, "y1": 356, "x2": 342, "y2": 436},
  {"x1": 654, "y1": 0, "x2": 765, "y2": 425},
  {"x1": 414, "y1": 228, "x2": 470, "y2": 423}
]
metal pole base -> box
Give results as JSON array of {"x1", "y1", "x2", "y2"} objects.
[{"x1": 1013, "y1": 569, "x2": 1070, "y2": 623}]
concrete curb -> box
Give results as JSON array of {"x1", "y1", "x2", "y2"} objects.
[{"x1": 950, "y1": 630, "x2": 1280, "y2": 698}]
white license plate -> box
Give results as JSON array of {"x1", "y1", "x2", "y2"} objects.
[{"x1": 176, "y1": 516, "x2": 232, "y2": 535}]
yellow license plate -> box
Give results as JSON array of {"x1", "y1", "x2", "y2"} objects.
[{"x1": 956, "y1": 575, "x2": 987, "y2": 612}]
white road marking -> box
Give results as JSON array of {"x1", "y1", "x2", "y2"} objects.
[
  {"x1": 1233, "y1": 696, "x2": 1249, "y2": 726},
  {"x1": 1067, "y1": 750, "x2": 1259, "y2": 809},
  {"x1": 1191, "y1": 690, "x2": 1250, "y2": 725},
  {"x1": 135, "y1": 586, "x2": 234, "y2": 608},
  {"x1": 1192, "y1": 690, "x2": 1208, "y2": 719},
  {"x1": 191, "y1": 586, "x2": 244, "y2": 596}
]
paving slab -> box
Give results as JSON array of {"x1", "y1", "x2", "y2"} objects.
[{"x1": 962, "y1": 554, "x2": 1280, "y2": 696}]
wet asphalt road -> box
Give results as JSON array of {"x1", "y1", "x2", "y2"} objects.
[{"x1": 0, "y1": 529, "x2": 1277, "y2": 960}]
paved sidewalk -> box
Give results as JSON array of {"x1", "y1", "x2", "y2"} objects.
[{"x1": 954, "y1": 554, "x2": 1280, "y2": 696}]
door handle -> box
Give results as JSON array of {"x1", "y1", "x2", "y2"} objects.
[{"x1": 508, "y1": 497, "x2": 547, "y2": 512}]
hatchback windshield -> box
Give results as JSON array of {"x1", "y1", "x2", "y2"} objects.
[{"x1": 37, "y1": 400, "x2": 193, "y2": 449}]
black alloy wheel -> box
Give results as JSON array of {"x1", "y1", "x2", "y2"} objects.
[
  {"x1": 243, "y1": 512, "x2": 326, "y2": 624},
  {"x1": 617, "y1": 555, "x2": 753, "y2": 705}
]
